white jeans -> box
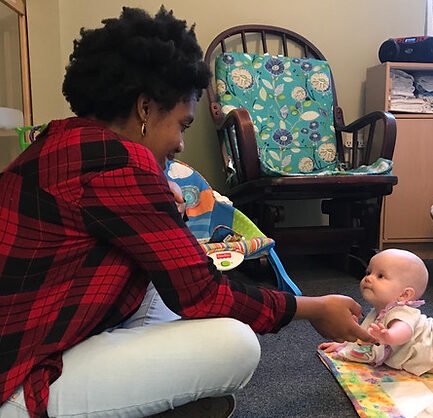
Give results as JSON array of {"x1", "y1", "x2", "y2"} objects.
[{"x1": 0, "y1": 284, "x2": 261, "y2": 417}]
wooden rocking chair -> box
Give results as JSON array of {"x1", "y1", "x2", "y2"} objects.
[{"x1": 204, "y1": 24, "x2": 397, "y2": 270}]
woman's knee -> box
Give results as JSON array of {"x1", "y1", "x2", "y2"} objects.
[{"x1": 206, "y1": 318, "x2": 261, "y2": 383}]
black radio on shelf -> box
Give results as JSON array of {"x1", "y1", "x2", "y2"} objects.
[{"x1": 379, "y1": 36, "x2": 433, "y2": 63}]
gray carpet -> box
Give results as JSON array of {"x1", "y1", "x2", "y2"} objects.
[{"x1": 230, "y1": 257, "x2": 433, "y2": 418}]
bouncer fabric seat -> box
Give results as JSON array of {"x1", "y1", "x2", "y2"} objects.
[{"x1": 165, "y1": 159, "x2": 301, "y2": 295}]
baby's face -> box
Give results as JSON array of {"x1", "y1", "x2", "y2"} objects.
[{"x1": 360, "y1": 252, "x2": 409, "y2": 310}]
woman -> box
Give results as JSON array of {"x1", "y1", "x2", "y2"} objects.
[{"x1": 0, "y1": 7, "x2": 373, "y2": 418}]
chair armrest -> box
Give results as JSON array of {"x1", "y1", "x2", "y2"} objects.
[
  {"x1": 216, "y1": 107, "x2": 260, "y2": 182},
  {"x1": 335, "y1": 108, "x2": 397, "y2": 164}
]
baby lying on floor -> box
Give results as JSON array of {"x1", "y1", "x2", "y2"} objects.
[{"x1": 319, "y1": 249, "x2": 433, "y2": 376}]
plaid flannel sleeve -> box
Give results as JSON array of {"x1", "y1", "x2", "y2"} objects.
[{"x1": 79, "y1": 164, "x2": 296, "y2": 334}]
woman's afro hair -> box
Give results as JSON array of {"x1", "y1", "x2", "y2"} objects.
[{"x1": 62, "y1": 6, "x2": 211, "y2": 121}]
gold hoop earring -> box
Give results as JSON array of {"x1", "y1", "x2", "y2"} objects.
[{"x1": 141, "y1": 120, "x2": 147, "y2": 136}]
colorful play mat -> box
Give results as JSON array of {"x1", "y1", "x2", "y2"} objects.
[{"x1": 318, "y1": 350, "x2": 433, "y2": 418}]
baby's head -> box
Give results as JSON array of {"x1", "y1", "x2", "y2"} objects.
[{"x1": 360, "y1": 249, "x2": 429, "y2": 310}]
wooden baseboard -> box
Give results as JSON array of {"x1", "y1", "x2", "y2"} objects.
[{"x1": 382, "y1": 242, "x2": 433, "y2": 260}]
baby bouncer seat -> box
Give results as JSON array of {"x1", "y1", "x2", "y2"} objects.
[{"x1": 165, "y1": 160, "x2": 301, "y2": 295}]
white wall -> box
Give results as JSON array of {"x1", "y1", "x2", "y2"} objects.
[{"x1": 26, "y1": 0, "x2": 426, "y2": 190}]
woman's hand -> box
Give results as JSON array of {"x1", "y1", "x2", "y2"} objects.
[{"x1": 295, "y1": 294, "x2": 374, "y2": 343}]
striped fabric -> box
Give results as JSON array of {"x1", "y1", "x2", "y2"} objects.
[{"x1": 201, "y1": 237, "x2": 275, "y2": 258}]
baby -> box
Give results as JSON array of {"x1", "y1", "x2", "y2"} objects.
[{"x1": 319, "y1": 249, "x2": 433, "y2": 376}]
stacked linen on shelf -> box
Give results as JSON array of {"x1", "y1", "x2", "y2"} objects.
[
  {"x1": 389, "y1": 69, "x2": 431, "y2": 113},
  {"x1": 414, "y1": 72, "x2": 433, "y2": 109},
  {"x1": 390, "y1": 69, "x2": 433, "y2": 113},
  {"x1": 391, "y1": 69, "x2": 415, "y2": 98}
]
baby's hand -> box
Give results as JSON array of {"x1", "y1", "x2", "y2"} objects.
[
  {"x1": 167, "y1": 180, "x2": 186, "y2": 216},
  {"x1": 368, "y1": 323, "x2": 389, "y2": 344},
  {"x1": 318, "y1": 341, "x2": 347, "y2": 353}
]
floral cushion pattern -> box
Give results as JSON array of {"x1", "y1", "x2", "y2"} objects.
[{"x1": 215, "y1": 52, "x2": 337, "y2": 176}]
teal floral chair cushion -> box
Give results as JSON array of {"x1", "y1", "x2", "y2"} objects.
[{"x1": 215, "y1": 52, "x2": 337, "y2": 175}]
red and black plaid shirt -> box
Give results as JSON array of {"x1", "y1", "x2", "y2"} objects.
[{"x1": 0, "y1": 117, "x2": 296, "y2": 417}]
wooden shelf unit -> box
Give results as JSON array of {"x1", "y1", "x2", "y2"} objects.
[
  {"x1": 0, "y1": 0, "x2": 31, "y2": 170},
  {"x1": 366, "y1": 62, "x2": 433, "y2": 256}
]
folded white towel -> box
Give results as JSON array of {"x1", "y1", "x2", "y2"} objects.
[{"x1": 0, "y1": 107, "x2": 24, "y2": 129}]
